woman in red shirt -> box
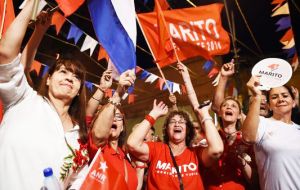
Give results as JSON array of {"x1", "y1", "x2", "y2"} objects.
[
  {"x1": 202, "y1": 97, "x2": 259, "y2": 190},
  {"x1": 127, "y1": 100, "x2": 224, "y2": 190},
  {"x1": 88, "y1": 70, "x2": 138, "y2": 190}
]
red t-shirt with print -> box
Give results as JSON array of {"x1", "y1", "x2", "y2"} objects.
[
  {"x1": 88, "y1": 134, "x2": 138, "y2": 190},
  {"x1": 146, "y1": 142, "x2": 205, "y2": 190}
]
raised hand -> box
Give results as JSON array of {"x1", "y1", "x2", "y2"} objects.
[
  {"x1": 118, "y1": 70, "x2": 136, "y2": 88},
  {"x1": 221, "y1": 59, "x2": 235, "y2": 77},
  {"x1": 195, "y1": 100, "x2": 212, "y2": 118},
  {"x1": 35, "y1": 10, "x2": 53, "y2": 32},
  {"x1": 99, "y1": 69, "x2": 113, "y2": 91},
  {"x1": 177, "y1": 61, "x2": 188, "y2": 73},
  {"x1": 169, "y1": 93, "x2": 177, "y2": 105},
  {"x1": 246, "y1": 75, "x2": 262, "y2": 97},
  {"x1": 149, "y1": 99, "x2": 169, "y2": 119}
]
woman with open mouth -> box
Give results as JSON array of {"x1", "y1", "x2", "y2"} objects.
[
  {"x1": 201, "y1": 95, "x2": 259, "y2": 190},
  {"x1": 87, "y1": 70, "x2": 138, "y2": 190},
  {"x1": 127, "y1": 99, "x2": 223, "y2": 190}
]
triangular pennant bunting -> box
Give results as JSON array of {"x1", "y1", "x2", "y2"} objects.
[
  {"x1": 51, "y1": 11, "x2": 66, "y2": 35},
  {"x1": 80, "y1": 35, "x2": 98, "y2": 56},
  {"x1": 67, "y1": 24, "x2": 83, "y2": 44}
]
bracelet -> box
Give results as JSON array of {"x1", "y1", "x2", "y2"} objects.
[
  {"x1": 108, "y1": 98, "x2": 121, "y2": 107},
  {"x1": 91, "y1": 96, "x2": 101, "y2": 102},
  {"x1": 145, "y1": 114, "x2": 156, "y2": 126},
  {"x1": 135, "y1": 164, "x2": 147, "y2": 169},
  {"x1": 98, "y1": 86, "x2": 106, "y2": 93},
  {"x1": 201, "y1": 117, "x2": 213, "y2": 125}
]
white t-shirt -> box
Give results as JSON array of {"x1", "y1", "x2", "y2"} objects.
[
  {"x1": 0, "y1": 56, "x2": 84, "y2": 190},
  {"x1": 255, "y1": 116, "x2": 300, "y2": 190}
]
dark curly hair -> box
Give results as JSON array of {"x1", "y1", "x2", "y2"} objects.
[{"x1": 163, "y1": 111, "x2": 195, "y2": 148}]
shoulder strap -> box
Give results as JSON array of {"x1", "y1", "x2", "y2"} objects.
[{"x1": 168, "y1": 145, "x2": 184, "y2": 190}]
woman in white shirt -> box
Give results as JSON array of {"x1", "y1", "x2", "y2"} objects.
[
  {"x1": 242, "y1": 76, "x2": 300, "y2": 190},
  {"x1": 0, "y1": 1, "x2": 88, "y2": 189}
]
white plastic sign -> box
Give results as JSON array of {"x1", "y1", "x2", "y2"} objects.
[{"x1": 251, "y1": 58, "x2": 292, "y2": 90}]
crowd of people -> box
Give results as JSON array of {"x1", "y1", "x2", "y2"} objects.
[{"x1": 0, "y1": 1, "x2": 300, "y2": 190}]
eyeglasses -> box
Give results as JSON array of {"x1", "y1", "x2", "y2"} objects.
[
  {"x1": 114, "y1": 114, "x2": 123, "y2": 121},
  {"x1": 169, "y1": 120, "x2": 186, "y2": 125}
]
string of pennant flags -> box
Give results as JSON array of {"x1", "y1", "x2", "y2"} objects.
[
  {"x1": 20, "y1": 0, "x2": 222, "y2": 104},
  {"x1": 271, "y1": 0, "x2": 299, "y2": 71}
]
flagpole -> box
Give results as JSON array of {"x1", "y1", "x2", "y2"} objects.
[
  {"x1": 0, "y1": 0, "x2": 7, "y2": 40},
  {"x1": 31, "y1": 0, "x2": 40, "y2": 21},
  {"x1": 136, "y1": 15, "x2": 172, "y2": 94}
]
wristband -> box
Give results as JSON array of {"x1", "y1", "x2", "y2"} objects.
[
  {"x1": 108, "y1": 98, "x2": 121, "y2": 107},
  {"x1": 98, "y1": 86, "x2": 106, "y2": 93},
  {"x1": 91, "y1": 96, "x2": 101, "y2": 102},
  {"x1": 135, "y1": 164, "x2": 147, "y2": 169},
  {"x1": 201, "y1": 117, "x2": 213, "y2": 125},
  {"x1": 145, "y1": 114, "x2": 156, "y2": 126}
]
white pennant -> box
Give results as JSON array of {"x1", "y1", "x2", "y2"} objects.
[
  {"x1": 19, "y1": 0, "x2": 47, "y2": 13},
  {"x1": 172, "y1": 83, "x2": 181, "y2": 94},
  {"x1": 271, "y1": 3, "x2": 289, "y2": 17},
  {"x1": 80, "y1": 35, "x2": 98, "y2": 56},
  {"x1": 145, "y1": 74, "x2": 158, "y2": 84}
]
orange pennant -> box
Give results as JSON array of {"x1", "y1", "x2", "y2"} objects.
[
  {"x1": 291, "y1": 53, "x2": 299, "y2": 71},
  {"x1": 51, "y1": 11, "x2": 66, "y2": 35},
  {"x1": 280, "y1": 28, "x2": 293, "y2": 44},
  {"x1": 135, "y1": 66, "x2": 143, "y2": 74},
  {"x1": 0, "y1": 0, "x2": 15, "y2": 38},
  {"x1": 98, "y1": 46, "x2": 109, "y2": 61},
  {"x1": 271, "y1": 0, "x2": 285, "y2": 5},
  {"x1": 181, "y1": 85, "x2": 187, "y2": 95},
  {"x1": 30, "y1": 60, "x2": 42, "y2": 75},
  {"x1": 138, "y1": 3, "x2": 229, "y2": 68},
  {"x1": 55, "y1": 0, "x2": 84, "y2": 17},
  {"x1": 156, "y1": 78, "x2": 165, "y2": 90}
]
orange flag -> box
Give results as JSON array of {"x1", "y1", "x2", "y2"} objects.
[
  {"x1": 51, "y1": 11, "x2": 66, "y2": 35},
  {"x1": 55, "y1": 0, "x2": 84, "y2": 16},
  {"x1": 80, "y1": 149, "x2": 128, "y2": 190},
  {"x1": 154, "y1": 0, "x2": 170, "y2": 11},
  {"x1": 0, "y1": 0, "x2": 15, "y2": 39},
  {"x1": 31, "y1": 60, "x2": 42, "y2": 75},
  {"x1": 138, "y1": 3, "x2": 230, "y2": 67},
  {"x1": 154, "y1": 0, "x2": 174, "y2": 65}
]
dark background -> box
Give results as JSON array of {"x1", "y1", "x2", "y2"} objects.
[{"x1": 11, "y1": 0, "x2": 300, "y2": 118}]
